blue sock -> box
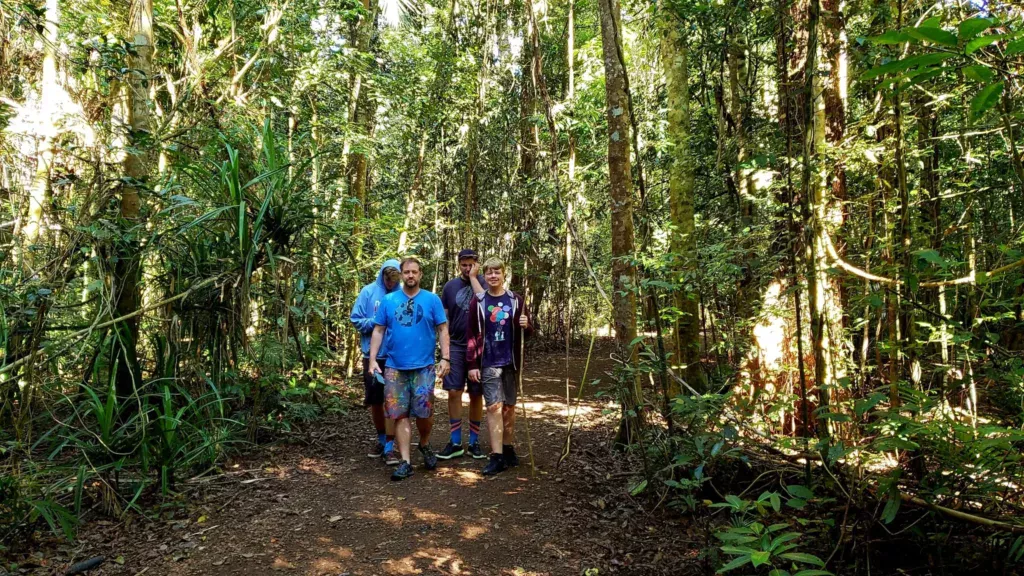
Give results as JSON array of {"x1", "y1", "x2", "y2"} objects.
[
  {"x1": 450, "y1": 419, "x2": 463, "y2": 445},
  {"x1": 377, "y1": 430, "x2": 386, "y2": 445},
  {"x1": 384, "y1": 439, "x2": 394, "y2": 453},
  {"x1": 469, "y1": 420, "x2": 481, "y2": 445}
]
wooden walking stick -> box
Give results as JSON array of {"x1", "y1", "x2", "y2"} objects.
[{"x1": 518, "y1": 291, "x2": 537, "y2": 478}]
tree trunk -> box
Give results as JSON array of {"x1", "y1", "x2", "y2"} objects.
[
  {"x1": 113, "y1": 0, "x2": 154, "y2": 400},
  {"x1": 799, "y1": 0, "x2": 832, "y2": 442},
  {"x1": 597, "y1": 0, "x2": 642, "y2": 445},
  {"x1": 661, "y1": 12, "x2": 703, "y2": 394},
  {"x1": 23, "y1": 0, "x2": 59, "y2": 251}
]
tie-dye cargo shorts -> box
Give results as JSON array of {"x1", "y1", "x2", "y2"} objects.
[{"x1": 383, "y1": 365, "x2": 436, "y2": 420}]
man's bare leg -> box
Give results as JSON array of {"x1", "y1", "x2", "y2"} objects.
[
  {"x1": 502, "y1": 405, "x2": 517, "y2": 446},
  {"x1": 396, "y1": 418, "x2": 412, "y2": 463},
  {"x1": 416, "y1": 414, "x2": 433, "y2": 447},
  {"x1": 487, "y1": 402, "x2": 504, "y2": 454}
]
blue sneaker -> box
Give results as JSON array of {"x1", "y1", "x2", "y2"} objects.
[
  {"x1": 391, "y1": 460, "x2": 414, "y2": 481},
  {"x1": 419, "y1": 445, "x2": 438, "y2": 470}
]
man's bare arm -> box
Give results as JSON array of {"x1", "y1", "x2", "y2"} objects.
[
  {"x1": 368, "y1": 325, "x2": 385, "y2": 368},
  {"x1": 438, "y1": 323, "x2": 450, "y2": 361}
]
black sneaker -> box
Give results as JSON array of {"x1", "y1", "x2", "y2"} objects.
[
  {"x1": 383, "y1": 447, "x2": 401, "y2": 466},
  {"x1": 467, "y1": 443, "x2": 486, "y2": 459},
  {"x1": 419, "y1": 445, "x2": 438, "y2": 470},
  {"x1": 503, "y1": 445, "x2": 519, "y2": 467},
  {"x1": 367, "y1": 440, "x2": 385, "y2": 458},
  {"x1": 436, "y1": 442, "x2": 465, "y2": 460},
  {"x1": 482, "y1": 453, "x2": 507, "y2": 476},
  {"x1": 391, "y1": 460, "x2": 414, "y2": 481}
]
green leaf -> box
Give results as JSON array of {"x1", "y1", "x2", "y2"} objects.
[
  {"x1": 958, "y1": 17, "x2": 994, "y2": 39},
  {"x1": 779, "y1": 553, "x2": 826, "y2": 567},
  {"x1": 629, "y1": 479, "x2": 648, "y2": 496},
  {"x1": 861, "y1": 52, "x2": 956, "y2": 80},
  {"x1": 966, "y1": 34, "x2": 1004, "y2": 54},
  {"x1": 963, "y1": 65, "x2": 995, "y2": 83},
  {"x1": 770, "y1": 493, "x2": 781, "y2": 512},
  {"x1": 787, "y1": 498, "x2": 807, "y2": 509},
  {"x1": 721, "y1": 545, "x2": 758, "y2": 556},
  {"x1": 751, "y1": 551, "x2": 771, "y2": 568},
  {"x1": 915, "y1": 249, "x2": 949, "y2": 268},
  {"x1": 970, "y1": 82, "x2": 1004, "y2": 121},
  {"x1": 882, "y1": 493, "x2": 902, "y2": 524},
  {"x1": 869, "y1": 30, "x2": 910, "y2": 44},
  {"x1": 717, "y1": 555, "x2": 752, "y2": 573},
  {"x1": 770, "y1": 533, "x2": 802, "y2": 551},
  {"x1": 793, "y1": 571, "x2": 835, "y2": 576},
  {"x1": 907, "y1": 26, "x2": 958, "y2": 46},
  {"x1": 787, "y1": 485, "x2": 814, "y2": 499},
  {"x1": 1006, "y1": 39, "x2": 1024, "y2": 56}
]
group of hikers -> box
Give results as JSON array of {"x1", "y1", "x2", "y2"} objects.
[{"x1": 350, "y1": 249, "x2": 534, "y2": 481}]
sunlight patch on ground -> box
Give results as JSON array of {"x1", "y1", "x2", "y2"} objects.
[
  {"x1": 328, "y1": 545, "x2": 354, "y2": 559},
  {"x1": 382, "y1": 555, "x2": 422, "y2": 575},
  {"x1": 434, "y1": 467, "x2": 483, "y2": 486},
  {"x1": 307, "y1": 543, "x2": 356, "y2": 572},
  {"x1": 500, "y1": 568, "x2": 548, "y2": 576},
  {"x1": 383, "y1": 547, "x2": 468, "y2": 575},
  {"x1": 461, "y1": 524, "x2": 488, "y2": 540},
  {"x1": 357, "y1": 507, "x2": 404, "y2": 527},
  {"x1": 412, "y1": 507, "x2": 455, "y2": 525},
  {"x1": 296, "y1": 457, "x2": 332, "y2": 476},
  {"x1": 271, "y1": 556, "x2": 296, "y2": 570}
]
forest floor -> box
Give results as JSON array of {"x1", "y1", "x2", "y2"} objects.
[{"x1": 16, "y1": 346, "x2": 703, "y2": 576}]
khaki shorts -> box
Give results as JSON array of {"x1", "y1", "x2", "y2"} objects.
[{"x1": 482, "y1": 366, "x2": 518, "y2": 407}]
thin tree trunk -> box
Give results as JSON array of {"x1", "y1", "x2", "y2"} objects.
[
  {"x1": 113, "y1": 0, "x2": 154, "y2": 401},
  {"x1": 23, "y1": 0, "x2": 59, "y2": 250},
  {"x1": 799, "y1": 0, "x2": 830, "y2": 442},
  {"x1": 597, "y1": 0, "x2": 642, "y2": 445},
  {"x1": 661, "y1": 10, "x2": 703, "y2": 394}
]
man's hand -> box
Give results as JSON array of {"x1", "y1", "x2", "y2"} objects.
[
  {"x1": 468, "y1": 369, "x2": 481, "y2": 383},
  {"x1": 469, "y1": 261, "x2": 480, "y2": 277},
  {"x1": 519, "y1": 314, "x2": 529, "y2": 328},
  {"x1": 437, "y1": 359, "x2": 451, "y2": 378},
  {"x1": 369, "y1": 359, "x2": 382, "y2": 376}
]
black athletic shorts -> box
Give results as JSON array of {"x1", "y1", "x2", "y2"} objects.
[
  {"x1": 363, "y1": 357, "x2": 386, "y2": 407},
  {"x1": 441, "y1": 345, "x2": 484, "y2": 396}
]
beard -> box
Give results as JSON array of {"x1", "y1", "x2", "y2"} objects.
[{"x1": 404, "y1": 277, "x2": 420, "y2": 288}]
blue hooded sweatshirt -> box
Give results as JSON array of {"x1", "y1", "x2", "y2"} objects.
[{"x1": 350, "y1": 258, "x2": 402, "y2": 359}]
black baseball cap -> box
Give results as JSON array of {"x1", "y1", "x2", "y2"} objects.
[{"x1": 457, "y1": 249, "x2": 479, "y2": 261}]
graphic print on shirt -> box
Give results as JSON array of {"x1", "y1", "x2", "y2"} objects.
[
  {"x1": 455, "y1": 285, "x2": 474, "y2": 312},
  {"x1": 488, "y1": 301, "x2": 511, "y2": 342},
  {"x1": 395, "y1": 298, "x2": 424, "y2": 327}
]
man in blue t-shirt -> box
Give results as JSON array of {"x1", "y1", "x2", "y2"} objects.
[{"x1": 369, "y1": 257, "x2": 451, "y2": 481}]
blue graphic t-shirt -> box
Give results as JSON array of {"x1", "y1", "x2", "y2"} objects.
[
  {"x1": 482, "y1": 292, "x2": 515, "y2": 368},
  {"x1": 373, "y1": 289, "x2": 448, "y2": 370},
  {"x1": 441, "y1": 275, "x2": 485, "y2": 347}
]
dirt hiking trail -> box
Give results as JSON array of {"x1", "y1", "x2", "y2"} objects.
[{"x1": 33, "y1": 348, "x2": 699, "y2": 576}]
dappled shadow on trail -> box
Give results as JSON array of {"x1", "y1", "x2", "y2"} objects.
[{"x1": 73, "y1": 348, "x2": 670, "y2": 576}]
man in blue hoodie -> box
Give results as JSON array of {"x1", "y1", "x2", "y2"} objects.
[{"x1": 351, "y1": 259, "x2": 402, "y2": 463}]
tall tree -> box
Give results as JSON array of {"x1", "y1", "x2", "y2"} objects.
[
  {"x1": 597, "y1": 0, "x2": 642, "y2": 444},
  {"x1": 661, "y1": 10, "x2": 703, "y2": 394},
  {"x1": 22, "y1": 0, "x2": 59, "y2": 250},
  {"x1": 112, "y1": 0, "x2": 154, "y2": 399}
]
